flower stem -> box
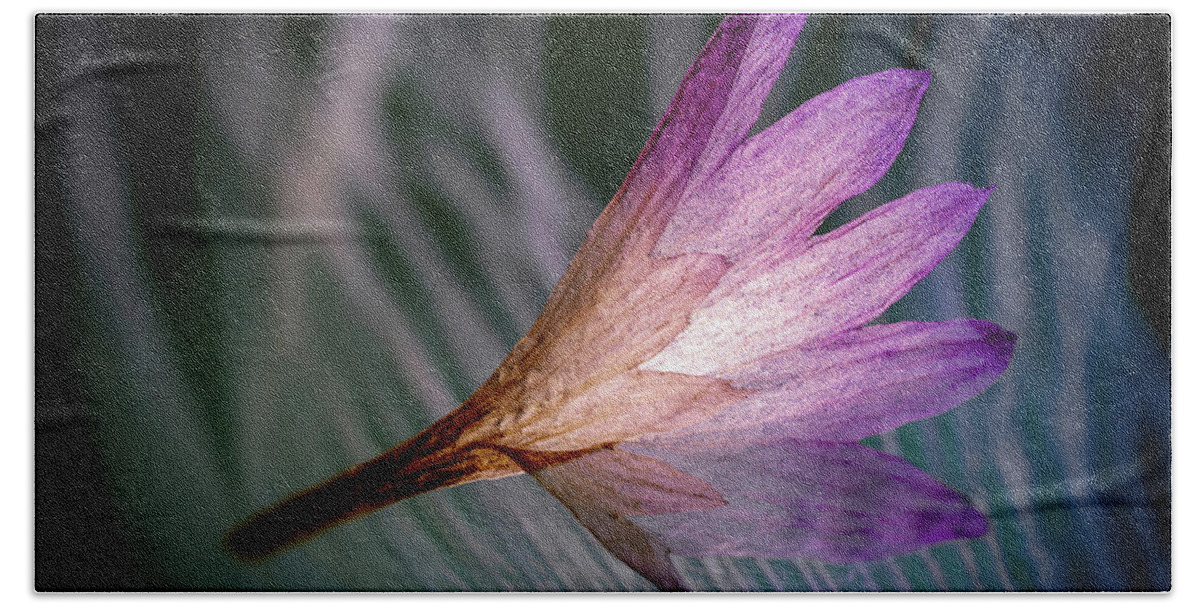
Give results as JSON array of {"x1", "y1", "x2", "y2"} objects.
[{"x1": 223, "y1": 414, "x2": 520, "y2": 562}]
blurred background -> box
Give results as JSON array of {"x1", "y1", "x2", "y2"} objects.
[{"x1": 35, "y1": 14, "x2": 1169, "y2": 591}]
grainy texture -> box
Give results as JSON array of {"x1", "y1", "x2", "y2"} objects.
[{"x1": 35, "y1": 14, "x2": 1169, "y2": 591}]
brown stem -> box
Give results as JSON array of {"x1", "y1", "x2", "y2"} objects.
[
  {"x1": 223, "y1": 414, "x2": 521, "y2": 562},
  {"x1": 222, "y1": 371, "x2": 609, "y2": 563}
]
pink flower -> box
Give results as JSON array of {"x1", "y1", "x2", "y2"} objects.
[{"x1": 226, "y1": 13, "x2": 1015, "y2": 590}]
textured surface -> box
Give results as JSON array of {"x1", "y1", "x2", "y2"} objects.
[{"x1": 35, "y1": 14, "x2": 1169, "y2": 591}]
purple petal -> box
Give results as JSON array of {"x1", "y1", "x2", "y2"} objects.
[
  {"x1": 532, "y1": 448, "x2": 726, "y2": 590},
  {"x1": 513, "y1": 368, "x2": 749, "y2": 453},
  {"x1": 532, "y1": 447, "x2": 726, "y2": 516},
  {"x1": 574, "y1": 15, "x2": 805, "y2": 258},
  {"x1": 532, "y1": 15, "x2": 805, "y2": 342},
  {"x1": 657, "y1": 69, "x2": 930, "y2": 259},
  {"x1": 624, "y1": 440, "x2": 988, "y2": 562},
  {"x1": 652, "y1": 319, "x2": 1016, "y2": 446},
  {"x1": 645, "y1": 182, "x2": 993, "y2": 375},
  {"x1": 625, "y1": 14, "x2": 806, "y2": 221}
]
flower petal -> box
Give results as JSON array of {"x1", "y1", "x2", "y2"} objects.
[
  {"x1": 644, "y1": 182, "x2": 993, "y2": 376},
  {"x1": 616, "y1": 14, "x2": 808, "y2": 234},
  {"x1": 652, "y1": 319, "x2": 1016, "y2": 446},
  {"x1": 624, "y1": 440, "x2": 988, "y2": 562},
  {"x1": 511, "y1": 368, "x2": 749, "y2": 452},
  {"x1": 657, "y1": 69, "x2": 930, "y2": 259},
  {"x1": 465, "y1": 251, "x2": 743, "y2": 451},
  {"x1": 539, "y1": 15, "x2": 805, "y2": 321},
  {"x1": 531, "y1": 448, "x2": 727, "y2": 590},
  {"x1": 533, "y1": 447, "x2": 726, "y2": 516}
]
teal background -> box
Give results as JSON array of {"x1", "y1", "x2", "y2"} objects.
[{"x1": 36, "y1": 14, "x2": 1169, "y2": 590}]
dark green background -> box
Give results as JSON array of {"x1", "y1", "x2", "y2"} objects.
[{"x1": 36, "y1": 14, "x2": 1170, "y2": 590}]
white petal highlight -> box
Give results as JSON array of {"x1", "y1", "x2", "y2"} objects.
[
  {"x1": 644, "y1": 182, "x2": 993, "y2": 376},
  {"x1": 648, "y1": 319, "x2": 1017, "y2": 447}
]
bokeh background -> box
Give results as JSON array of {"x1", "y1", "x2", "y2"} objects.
[{"x1": 35, "y1": 14, "x2": 1170, "y2": 591}]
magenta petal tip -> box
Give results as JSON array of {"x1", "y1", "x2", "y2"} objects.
[
  {"x1": 898, "y1": 67, "x2": 931, "y2": 86},
  {"x1": 959, "y1": 505, "x2": 990, "y2": 540},
  {"x1": 980, "y1": 321, "x2": 1017, "y2": 350},
  {"x1": 958, "y1": 319, "x2": 1017, "y2": 381},
  {"x1": 875, "y1": 68, "x2": 931, "y2": 99},
  {"x1": 947, "y1": 181, "x2": 996, "y2": 213}
]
